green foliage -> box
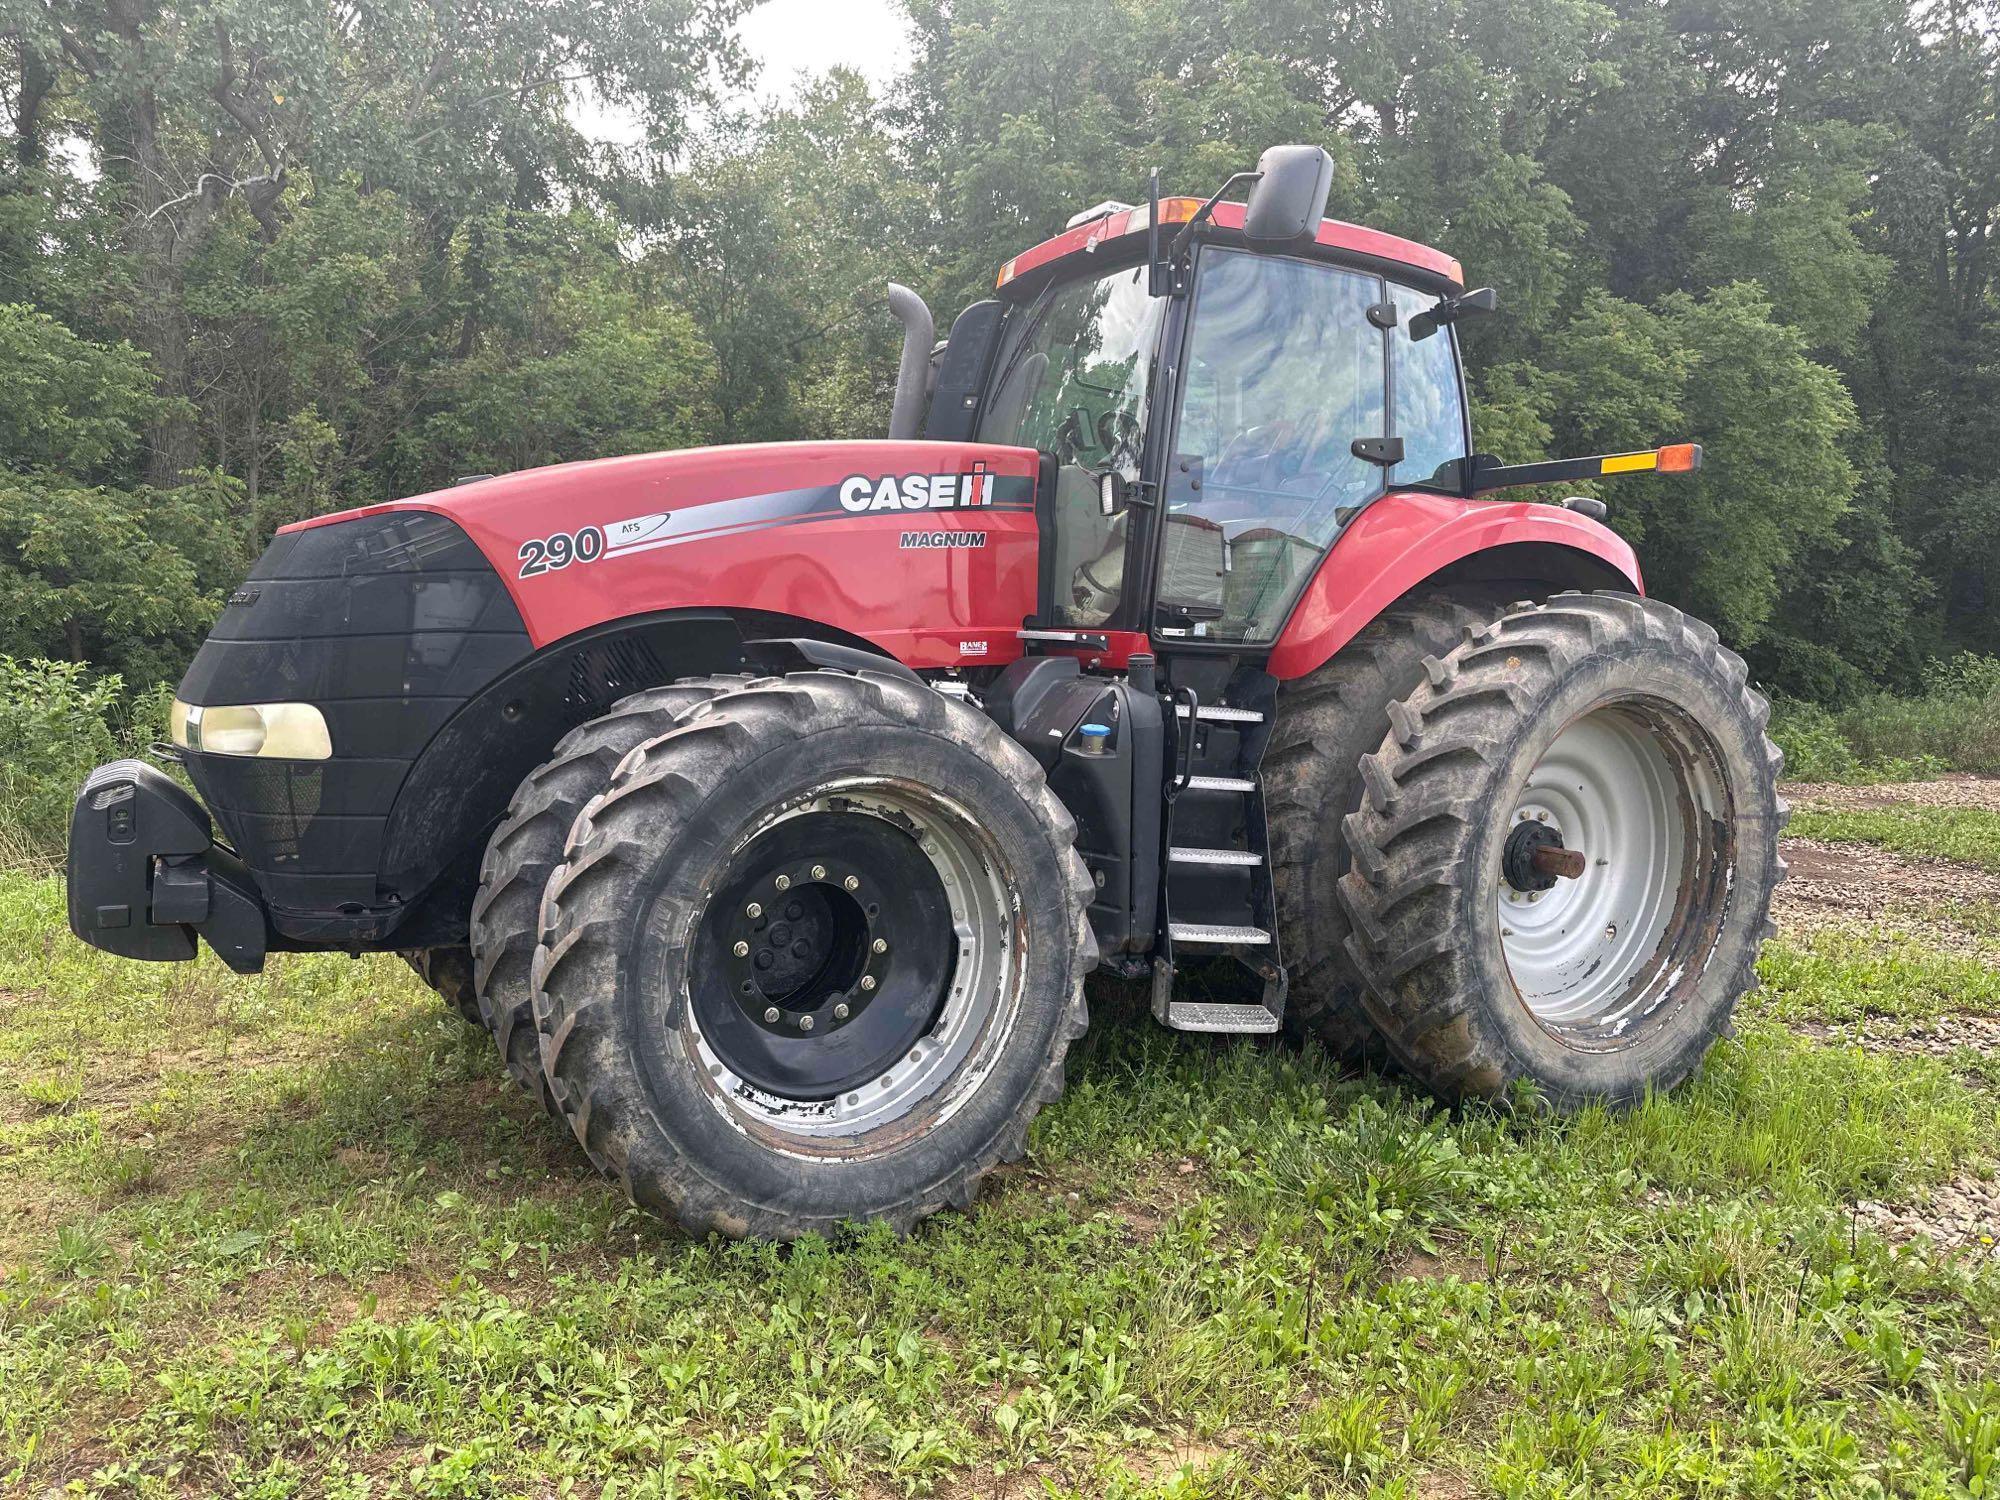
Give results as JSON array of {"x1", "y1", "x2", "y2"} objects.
[
  {"x1": 4, "y1": 0, "x2": 2000, "y2": 710},
  {"x1": 1770, "y1": 653, "x2": 2000, "y2": 780},
  {"x1": 0, "y1": 659, "x2": 127, "y2": 865}
]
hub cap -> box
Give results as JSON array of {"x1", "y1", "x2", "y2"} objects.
[
  {"x1": 685, "y1": 781, "x2": 1015, "y2": 1139},
  {"x1": 1497, "y1": 701, "x2": 1726, "y2": 1044}
]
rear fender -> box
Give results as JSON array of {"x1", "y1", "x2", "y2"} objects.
[{"x1": 1265, "y1": 494, "x2": 1643, "y2": 680}]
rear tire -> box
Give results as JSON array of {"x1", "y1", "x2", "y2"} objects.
[
  {"x1": 532, "y1": 670, "x2": 1095, "y2": 1240},
  {"x1": 470, "y1": 677, "x2": 751, "y2": 1111},
  {"x1": 1265, "y1": 590, "x2": 1509, "y2": 1061},
  {"x1": 1338, "y1": 592, "x2": 1786, "y2": 1107}
]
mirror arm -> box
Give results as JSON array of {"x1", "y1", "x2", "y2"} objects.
[{"x1": 1165, "y1": 170, "x2": 1263, "y2": 265}]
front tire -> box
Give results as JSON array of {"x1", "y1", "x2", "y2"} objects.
[
  {"x1": 469, "y1": 678, "x2": 750, "y2": 1111},
  {"x1": 1338, "y1": 593, "x2": 1786, "y2": 1107},
  {"x1": 532, "y1": 670, "x2": 1095, "y2": 1239}
]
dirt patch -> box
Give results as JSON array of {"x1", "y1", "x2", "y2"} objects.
[
  {"x1": 1852, "y1": 1174, "x2": 2000, "y2": 1259},
  {"x1": 1771, "y1": 837, "x2": 2000, "y2": 948},
  {"x1": 1782, "y1": 774, "x2": 2000, "y2": 814},
  {"x1": 1794, "y1": 1013, "x2": 2000, "y2": 1074}
]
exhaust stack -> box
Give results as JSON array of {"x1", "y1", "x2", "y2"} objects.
[{"x1": 886, "y1": 283, "x2": 935, "y2": 440}]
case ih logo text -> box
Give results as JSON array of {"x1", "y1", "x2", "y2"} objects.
[{"x1": 840, "y1": 462, "x2": 995, "y2": 513}]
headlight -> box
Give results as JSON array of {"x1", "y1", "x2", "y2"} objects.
[{"x1": 170, "y1": 700, "x2": 333, "y2": 760}]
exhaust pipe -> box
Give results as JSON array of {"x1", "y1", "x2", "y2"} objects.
[{"x1": 886, "y1": 282, "x2": 934, "y2": 441}]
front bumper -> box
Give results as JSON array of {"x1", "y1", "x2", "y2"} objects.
[{"x1": 67, "y1": 760, "x2": 270, "y2": 973}]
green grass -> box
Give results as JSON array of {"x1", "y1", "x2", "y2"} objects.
[
  {"x1": 3, "y1": 869, "x2": 1998, "y2": 1497},
  {"x1": 1787, "y1": 805, "x2": 2000, "y2": 872}
]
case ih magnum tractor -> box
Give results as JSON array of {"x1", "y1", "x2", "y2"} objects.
[{"x1": 69, "y1": 147, "x2": 1784, "y2": 1240}]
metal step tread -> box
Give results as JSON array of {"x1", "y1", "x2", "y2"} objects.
[
  {"x1": 1163, "y1": 1000, "x2": 1282, "y2": 1034},
  {"x1": 1175, "y1": 702, "x2": 1264, "y2": 723},
  {"x1": 1169, "y1": 845, "x2": 1261, "y2": 867},
  {"x1": 1185, "y1": 774, "x2": 1256, "y2": 793},
  {"x1": 1169, "y1": 921, "x2": 1273, "y2": 945}
]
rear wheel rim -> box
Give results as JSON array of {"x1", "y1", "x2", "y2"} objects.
[
  {"x1": 684, "y1": 779, "x2": 1016, "y2": 1140},
  {"x1": 1496, "y1": 699, "x2": 1728, "y2": 1047}
]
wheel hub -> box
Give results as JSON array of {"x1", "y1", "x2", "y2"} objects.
[{"x1": 691, "y1": 804, "x2": 963, "y2": 1106}]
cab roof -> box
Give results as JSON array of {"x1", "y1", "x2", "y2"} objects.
[{"x1": 996, "y1": 197, "x2": 1464, "y2": 300}]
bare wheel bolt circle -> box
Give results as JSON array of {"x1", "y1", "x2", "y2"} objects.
[
  {"x1": 775, "y1": 873, "x2": 791, "y2": 891},
  {"x1": 763, "y1": 1006, "x2": 779, "y2": 1023},
  {"x1": 860, "y1": 975, "x2": 877, "y2": 991},
  {"x1": 871, "y1": 938, "x2": 887, "y2": 954},
  {"x1": 811, "y1": 864, "x2": 827, "y2": 880},
  {"x1": 732, "y1": 940, "x2": 749, "y2": 958}
]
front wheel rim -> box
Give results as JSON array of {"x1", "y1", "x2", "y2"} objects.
[
  {"x1": 683, "y1": 778, "x2": 1017, "y2": 1141},
  {"x1": 1495, "y1": 699, "x2": 1730, "y2": 1047}
]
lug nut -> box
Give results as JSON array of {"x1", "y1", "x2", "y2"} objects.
[
  {"x1": 860, "y1": 975, "x2": 877, "y2": 992},
  {"x1": 834, "y1": 1002, "x2": 850, "y2": 1020},
  {"x1": 763, "y1": 1006, "x2": 780, "y2": 1023},
  {"x1": 844, "y1": 876, "x2": 860, "y2": 892},
  {"x1": 811, "y1": 864, "x2": 827, "y2": 880},
  {"x1": 746, "y1": 902, "x2": 763, "y2": 919},
  {"x1": 732, "y1": 940, "x2": 749, "y2": 958},
  {"x1": 775, "y1": 874, "x2": 791, "y2": 892},
  {"x1": 799, "y1": 1014, "x2": 814, "y2": 1032},
  {"x1": 871, "y1": 938, "x2": 887, "y2": 954}
]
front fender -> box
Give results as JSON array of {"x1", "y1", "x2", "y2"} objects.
[{"x1": 1265, "y1": 493, "x2": 1643, "y2": 680}]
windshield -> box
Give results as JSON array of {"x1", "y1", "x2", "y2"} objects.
[
  {"x1": 1163, "y1": 248, "x2": 1465, "y2": 643},
  {"x1": 979, "y1": 263, "x2": 1166, "y2": 627}
]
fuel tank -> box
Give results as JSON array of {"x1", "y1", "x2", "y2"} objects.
[{"x1": 288, "y1": 439, "x2": 1045, "y2": 669}]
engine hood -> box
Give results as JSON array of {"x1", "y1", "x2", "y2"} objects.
[{"x1": 278, "y1": 438, "x2": 1046, "y2": 661}]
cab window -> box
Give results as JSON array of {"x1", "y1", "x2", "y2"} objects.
[
  {"x1": 980, "y1": 264, "x2": 1165, "y2": 627},
  {"x1": 1389, "y1": 285, "x2": 1469, "y2": 488}
]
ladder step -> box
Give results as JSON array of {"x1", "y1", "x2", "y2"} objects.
[
  {"x1": 1169, "y1": 922, "x2": 1273, "y2": 946},
  {"x1": 1185, "y1": 774, "x2": 1255, "y2": 793},
  {"x1": 1169, "y1": 846, "x2": 1260, "y2": 867},
  {"x1": 1162, "y1": 1000, "x2": 1282, "y2": 1035},
  {"x1": 1174, "y1": 703, "x2": 1264, "y2": 724}
]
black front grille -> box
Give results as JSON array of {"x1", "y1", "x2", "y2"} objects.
[{"x1": 180, "y1": 512, "x2": 530, "y2": 925}]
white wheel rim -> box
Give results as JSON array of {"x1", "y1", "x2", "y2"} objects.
[{"x1": 1497, "y1": 704, "x2": 1703, "y2": 1038}]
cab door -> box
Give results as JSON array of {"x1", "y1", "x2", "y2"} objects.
[{"x1": 977, "y1": 261, "x2": 1169, "y2": 631}]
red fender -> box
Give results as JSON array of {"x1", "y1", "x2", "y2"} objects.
[{"x1": 1265, "y1": 492, "x2": 1643, "y2": 681}]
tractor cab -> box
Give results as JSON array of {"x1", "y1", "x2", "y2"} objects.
[{"x1": 924, "y1": 147, "x2": 1478, "y2": 652}]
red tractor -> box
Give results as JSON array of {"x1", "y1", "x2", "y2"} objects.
[{"x1": 69, "y1": 147, "x2": 1784, "y2": 1240}]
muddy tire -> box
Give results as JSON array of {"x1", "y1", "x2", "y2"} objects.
[
  {"x1": 470, "y1": 677, "x2": 752, "y2": 1111},
  {"x1": 401, "y1": 947, "x2": 481, "y2": 1026},
  {"x1": 1265, "y1": 589, "x2": 1510, "y2": 1062},
  {"x1": 1338, "y1": 592, "x2": 1786, "y2": 1107},
  {"x1": 532, "y1": 669, "x2": 1095, "y2": 1240}
]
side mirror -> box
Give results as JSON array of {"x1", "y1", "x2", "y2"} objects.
[
  {"x1": 1242, "y1": 145, "x2": 1335, "y2": 247},
  {"x1": 1410, "y1": 286, "x2": 1499, "y2": 342}
]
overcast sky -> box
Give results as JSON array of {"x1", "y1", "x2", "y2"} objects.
[
  {"x1": 740, "y1": 0, "x2": 912, "y2": 103},
  {"x1": 574, "y1": 0, "x2": 914, "y2": 148}
]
